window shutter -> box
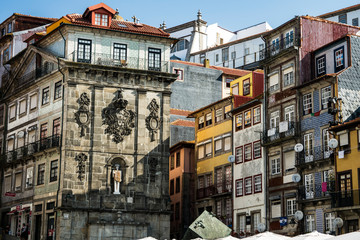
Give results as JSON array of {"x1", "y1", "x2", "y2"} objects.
[
  {"x1": 9, "y1": 105, "x2": 16, "y2": 119},
  {"x1": 7, "y1": 138, "x2": 14, "y2": 151},
  {"x1": 283, "y1": 67, "x2": 293, "y2": 75},
  {"x1": 198, "y1": 145, "x2": 204, "y2": 159},
  {"x1": 269, "y1": 73, "x2": 279, "y2": 87},
  {"x1": 339, "y1": 133, "x2": 349, "y2": 146},
  {"x1": 19, "y1": 100, "x2": 26, "y2": 114},
  {"x1": 15, "y1": 173, "x2": 22, "y2": 189},
  {"x1": 30, "y1": 94, "x2": 38, "y2": 109},
  {"x1": 224, "y1": 137, "x2": 231, "y2": 151},
  {"x1": 5, "y1": 176, "x2": 11, "y2": 192},
  {"x1": 271, "y1": 201, "x2": 281, "y2": 218},
  {"x1": 205, "y1": 142, "x2": 212, "y2": 155},
  {"x1": 284, "y1": 151, "x2": 295, "y2": 170},
  {"x1": 215, "y1": 139, "x2": 222, "y2": 151}
]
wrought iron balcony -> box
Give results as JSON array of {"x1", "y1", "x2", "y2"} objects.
[
  {"x1": 296, "y1": 145, "x2": 334, "y2": 166},
  {"x1": 298, "y1": 181, "x2": 334, "y2": 201},
  {"x1": 262, "y1": 33, "x2": 300, "y2": 61},
  {"x1": 2, "y1": 135, "x2": 60, "y2": 163},
  {"x1": 197, "y1": 185, "x2": 215, "y2": 199},
  {"x1": 17, "y1": 65, "x2": 57, "y2": 87},
  {"x1": 262, "y1": 121, "x2": 299, "y2": 146},
  {"x1": 331, "y1": 189, "x2": 360, "y2": 208},
  {"x1": 67, "y1": 51, "x2": 170, "y2": 73}
]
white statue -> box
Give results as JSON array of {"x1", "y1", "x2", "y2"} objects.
[{"x1": 113, "y1": 164, "x2": 122, "y2": 194}]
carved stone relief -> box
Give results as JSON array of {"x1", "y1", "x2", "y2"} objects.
[
  {"x1": 145, "y1": 99, "x2": 161, "y2": 142},
  {"x1": 75, "y1": 93, "x2": 90, "y2": 137},
  {"x1": 102, "y1": 89, "x2": 135, "y2": 143},
  {"x1": 75, "y1": 153, "x2": 87, "y2": 181}
]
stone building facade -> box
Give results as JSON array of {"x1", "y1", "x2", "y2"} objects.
[{"x1": 1, "y1": 3, "x2": 176, "y2": 240}]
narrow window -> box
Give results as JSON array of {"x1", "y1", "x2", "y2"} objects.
[
  {"x1": 303, "y1": 93, "x2": 312, "y2": 115},
  {"x1": 50, "y1": 160, "x2": 58, "y2": 182},
  {"x1": 53, "y1": 118, "x2": 61, "y2": 136},
  {"x1": 243, "y1": 79, "x2": 250, "y2": 95},
  {"x1": 42, "y1": 87, "x2": 50, "y2": 105},
  {"x1": 113, "y1": 43, "x2": 127, "y2": 61},
  {"x1": 334, "y1": 46, "x2": 345, "y2": 72},
  {"x1": 38, "y1": 164, "x2": 45, "y2": 185},
  {"x1": 316, "y1": 55, "x2": 326, "y2": 77},
  {"x1": 254, "y1": 175, "x2": 262, "y2": 193},
  {"x1": 148, "y1": 48, "x2": 161, "y2": 71},
  {"x1": 54, "y1": 81, "x2": 62, "y2": 100},
  {"x1": 236, "y1": 179, "x2": 243, "y2": 196},
  {"x1": 77, "y1": 39, "x2": 92, "y2": 63},
  {"x1": 245, "y1": 177, "x2": 252, "y2": 195}
]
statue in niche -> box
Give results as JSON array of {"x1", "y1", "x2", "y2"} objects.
[{"x1": 113, "y1": 164, "x2": 122, "y2": 194}]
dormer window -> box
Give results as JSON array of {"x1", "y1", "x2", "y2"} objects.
[{"x1": 95, "y1": 13, "x2": 108, "y2": 26}]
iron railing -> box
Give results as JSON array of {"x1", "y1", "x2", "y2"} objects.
[
  {"x1": 299, "y1": 181, "x2": 335, "y2": 200},
  {"x1": 2, "y1": 135, "x2": 60, "y2": 163},
  {"x1": 215, "y1": 180, "x2": 232, "y2": 194},
  {"x1": 296, "y1": 146, "x2": 334, "y2": 165},
  {"x1": 17, "y1": 65, "x2": 57, "y2": 87},
  {"x1": 67, "y1": 51, "x2": 170, "y2": 73},
  {"x1": 262, "y1": 121, "x2": 299, "y2": 145},
  {"x1": 197, "y1": 185, "x2": 216, "y2": 199},
  {"x1": 262, "y1": 33, "x2": 300, "y2": 60},
  {"x1": 331, "y1": 189, "x2": 360, "y2": 208}
]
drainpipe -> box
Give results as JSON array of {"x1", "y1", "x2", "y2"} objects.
[{"x1": 58, "y1": 26, "x2": 66, "y2": 58}]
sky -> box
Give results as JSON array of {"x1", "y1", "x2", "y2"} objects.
[{"x1": 1, "y1": 0, "x2": 360, "y2": 31}]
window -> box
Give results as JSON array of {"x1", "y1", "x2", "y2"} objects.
[
  {"x1": 306, "y1": 215, "x2": 315, "y2": 233},
  {"x1": 176, "y1": 152, "x2": 180, "y2": 167},
  {"x1": 205, "y1": 142, "x2": 212, "y2": 157},
  {"x1": 1, "y1": 28, "x2": 5, "y2": 37},
  {"x1": 170, "y1": 179, "x2": 174, "y2": 195},
  {"x1": 325, "y1": 213, "x2": 335, "y2": 233},
  {"x1": 94, "y1": 13, "x2": 108, "y2": 26},
  {"x1": 232, "y1": 84, "x2": 239, "y2": 95},
  {"x1": 9, "y1": 104, "x2": 16, "y2": 120},
  {"x1": 271, "y1": 38, "x2": 280, "y2": 55},
  {"x1": 114, "y1": 43, "x2": 127, "y2": 61},
  {"x1": 287, "y1": 198, "x2": 297, "y2": 216},
  {"x1": 271, "y1": 200, "x2": 281, "y2": 218},
  {"x1": 235, "y1": 146, "x2": 243, "y2": 164},
  {"x1": 30, "y1": 94, "x2": 38, "y2": 110},
  {"x1": 271, "y1": 157, "x2": 280, "y2": 175},
  {"x1": 224, "y1": 136, "x2": 231, "y2": 151},
  {"x1": 225, "y1": 79, "x2": 232, "y2": 88},
  {"x1": 175, "y1": 39, "x2": 189, "y2": 51},
  {"x1": 77, "y1": 39, "x2": 92, "y2": 63},
  {"x1": 3, "y1": 47, "x2": 10, "y2": 63},
  {"x1": 224, "y1": 105, "x2": 231, "y2": 119},
  {"x1": 237, "y1": 214, "x2": 246, "y2": 233},
  {"x1": 231, "y1": 51, "x2": 236, "y2": 60},
  {"x1": 148, "y1": 48, "x2": 161, "y2": 71},
  {"x1": 321, "y1": 86, "x2": 331, "y2": 110},
  {"x1": 269, "y1": 72, "x2": 279, "y2": 92},
  {"x1": 245, "y1": 177, "x2": 252, "y2": 195},
  {"x1": 200, "y1": 53, "x2": 205, "y2": 64},
  {"x1": 4, "y1": 175, "x2": 11, "y2": 193},
  {"x1": 303, "y1": 93, "x2": 312, "y2": 115},
  {"x1": 38, "y1": 164, "x2": 45, "y2": 185},
  {"x1": 235, "y1": 179, "x2": 243, "y2": 197},
  {"x1": 15, "y1": 172, "x2": 22, "y2": 191},
  {"x1": 19, "y1": 99, "x2": 26, "y2": 115},
  {"x1": 53, "y1": 81, "x2": 62, "y2": 100},
  {"x1": 252, "y1": 212, "x2": 261, "y2": 233},
  {"x1": 352, "y1": 18, "x2": 359, "y2": 26},
  {"x1": 41, "y1": 123, "x2": 47, "y2": 140},
  {"x1": 170, "y1": 155, "x2": 174, "y2": 170},
  {"x1": 236, "y1": 113, "x2": 243, "y2": 131},
  {"x1": 270, "y1": 111, "x2": 279, "y2": 128},
  {"x1": 244, "y1": 48, "x2": 250, "y2": 55},
  {"x1": 198, "y1": 145, "x2": 205, "y2": 159},
  {"x1": 285, "y1": 30, "x2": 294, "y2": 48},
  {"x1": 42, "y1": 87, "x2": 50, "y2": 105},
  {"x1": 0, "y1": 105, "x2": 4, "y2": 126},
  {"x1": 284, "y1": 105, "x2": 295, "y2": 122},
  {"x1": 244, "y1": 144, "x2": 252, "y2": 161},
  {"x1": 49, "y1": 160, "x2": 58, "y2": 182},
  {"x1": 334, "y1": 46, "x2": 344, "y2": 72},
  {"x1": 244, "y1": 110, "x2": 251, "y2": 127},
  {"x1": 216, "y1": 54, "x2": 219, "y2": 62},
  {"x1": 175, "y1": 202, "x2": 180, "y2": 220},
  {"x1": 304, "y1": 174, "x2": 314, "y2": 199},
  {"x1": 304, "y1": 133, "x2": 313, "y2": 158},
  {"x1": 222, "y1": 48, "x2": 229, "y2": 62},
  {"x1": 176, "y1": 177, "x2": 180, "y2": 193},
  {"x1": 170, "y1": 204, "x2": 174, "y2": 221},
  {"x1": 316, "y1": 55, "x2": 326, "y2": 77},
  {"x1": 243, "y1": 79, "x2": 250, "y2": 95},
  {"x1": 174, "y1": 68, "x2": 183, "y2": 81},
  {"x1": 205, "y1": 112, "x2": 212, "y2": 126},
  {"x1": 253, "y1": 141, "x2": 261, "y2": 159},
  {"x1": 283, "y1": 70, "x2": 294, "y2": 87},
  {"x1": 253, "y1": 107, "x2": 261, "y2": 124},
  {"x1": 215, "y1": 139, "x2": 222, "y2": 153},
  {"x1": 215, "y1": 108, "x2": 223, "y2": 123},
  {"x1": 7, "y1": 23, "x2": 12, "y2": 33},
  {"x1": 53, "y1": 118, "x2": 60, "y2": 136},
  {"x1": 259, "y1": 44, "x2": 265, "y2": 59},
  {"x1": 254, "y1": 175, "x2": 262, "y2": 193},
  {"x1": 339, "y1": 14, "x2": 347, "y2": 24},
  {"x1": 339, "y1": 132, "x2": 350, "y2": 151},
  {"x1": 198, "y1": 116, "x2": 204, "y2": 129}
]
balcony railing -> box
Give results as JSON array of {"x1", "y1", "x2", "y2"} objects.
[
  {"x1": 215, "y1": 180, "x2": 232, "y2": 195},
  {"x1": 17, "y1": 65, "x2": 57, "y2": 87},
  {"x1": 2, "y1": 135, "x2": 60, "y2": 163},
  {"x1": 299, "y1": 181, "x2": 334, "y2": 201},
  {"x1": 262, "y1": 33, "x2": 300, "y2": 60},
  {"x1": 331, "y1": 189, "x2": 360, "y2": 208},
  {"x1": 67, "y1": 51, "x2": 170, "y2": 73},
  {"x1": 296, "y1": 146, "x2": 334, "y2": 166},
  {"x1": 262, "y1": 121, "x2": 299, "y2": 145},
  {"x1": 197, "y1": 185, "x2": 215, "y2": 199}
]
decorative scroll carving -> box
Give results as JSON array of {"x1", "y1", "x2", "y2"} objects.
[
  {"x1": 75, "y1": 153, "x2": 87, "y2": 181},
  {"x1": 75, "y1": 93, "x2": 90, "y2": 137},
  {"x1": 102, "y1": 89, "x2": 135, "y2": 143},
  {"x1": 145, "y1": 99, "x2": 161, "y2": 142}
]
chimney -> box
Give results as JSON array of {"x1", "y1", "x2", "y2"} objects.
[{"x1": 204, "y1": 59, "x2": 210, "y2": 68}]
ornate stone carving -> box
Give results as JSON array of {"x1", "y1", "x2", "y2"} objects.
[
  {"x1": 102, "y1": 89, "x2": 135, "y2": 143},
  {"x1": 75, "y1": 93, "x2": 90, "y2": 137},
  {"x1": 145, "y1": 99, "x2": 161, "y2": 142},
  {"x1": 75, "y1": 153, "x2": 87, "y2": 181}
]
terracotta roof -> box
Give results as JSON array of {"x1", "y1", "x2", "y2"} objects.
[
  {"x1": 65, "y1": 14, "x2": 170, "y2": 37},
  {"x1": 233, "y1": 95, "x2": 254, "y2": 108},
  {"x1": 84, "y1": 3, "x2": 116, "y2": 17},
  {"x1": 170, "y1": 108, "x2": 193, "y2": 116},
  {"x1": 171, "y1": 119, "x2": 195, "y2": 127},
  {"x1": 330, "y1": 116, "x2": 360, "y2": 132},
  {"x1": 14, "y1": 13, "x2": 58, "y2": 22},
  {"x1": 318, "y1": 4, "x2": 360, "y2": 18},
  {"x1": 170, "y1": 60, "x2": 251, "y2": 77}
]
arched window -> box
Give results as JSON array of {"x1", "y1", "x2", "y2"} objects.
[{"x1": 109, "y1": 157, "x2": 127, "y2": 194}]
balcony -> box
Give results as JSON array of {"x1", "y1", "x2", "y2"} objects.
[
  {"x1": 296, "y1": 146, "x2": 334, "y2": 167},
  {"x1": 67, "y1": 51, "x2": 170, "y2": 73},
  {"x1": 215, "y1": 180, "x2": 232, "y2": 195},
  {"x1": 298, "y1": 181, "x2": 334, "y2": 202},
  {"x1": 331, "y1": 189, "x2": 360, "y2": 209},
  {"x1": 197, "y1": 185, "x2": 215, "y2": 199},
  {"x1": 262, "y1": 33, "x2": 300, "y2": 61},
  {"x1": 16, "y1": 65, "x2": 56, "y2": 89},
  {"x1": 262, "y1": 121, "x2": 299, "y2": 146},
  {"x1": 2, "y1": 135, "x2": 60, "y2": 164}
]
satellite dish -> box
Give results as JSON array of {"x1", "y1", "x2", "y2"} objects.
[
  {"x1": 294, "y1": 210, "x2": 304, "y2": 221},
  {"x1": 294, "y1": 143, "x2": 304, "y2": 152},
  {"x1": 257, "y1": 223, "x2": 266, "y2": 233},
  {"x1": 228, "y1": 155, "x2": 235, "y2": 163},
  {"x1": 329, "y1": 139, "x2": 339, "y2": 149},
  {"x1": 334, "y1": 217, "x2": 344, "y2": 228},
  {"x1": 292, "y1": 173, "x2": 301, "y2": 183}
]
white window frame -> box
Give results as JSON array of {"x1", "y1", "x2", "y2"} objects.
[
  {"x1": 283, "y1": 70, "x2": 294, "y2": 87},
  {"x1": 285, "y1": 30, "x2": 294, "y2": 48},
  {"x1": 321, "y1": 86, "x2": 331, "y2": 110},
  {"x1": 286, "y1": 198, "x2": 297, "y2": 216},
  {"x1": 270, "y1": 111, "x2": 279, "y2": 128},
  {"x1": 245, "y1": 177, "x2": 252, "y2": 195},
  {"x1": 305, "y1": 174, "x2": 314, "y2": 199},
  {"x1": 254, "y1": 175, "x2": 262, "y2": 193},
  {"x1": 236, "y1": 179, "x2": 243, "y2": 197},
  {"x1": 271, "y1": 157, "x2": 281, "y2": 175},
  {"x1": 317, "y1": 55, "x2": 326, "y2": 76},
  {"x1": 284, "y1": 105, "x2": 295, "y2": 122},
  {"x1": 306, "y1": 215, "x2": 315, "y2": 233},
  {"x1": 325, "y1": 212, "x2": 335, "y2": 233},
  {"x1": 303, "y1": 93, "x2": 312, "y2": 115},
  {"x1": 304, "y1": 133, "x2": 313, "y2": 158}
]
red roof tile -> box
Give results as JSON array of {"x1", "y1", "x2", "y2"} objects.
[
  {"x1": 233, "y1": 95, "x2": 254, "y2": 108},
  {"x1": 14, "y1": 13, "x2": 58, "y2": 22},
  {"x1": 171, "y1": 119, "x2": 195, "y2": 128},
  {"x1": 170, "y1": 109, "x2": 193, "y2": 116}
]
